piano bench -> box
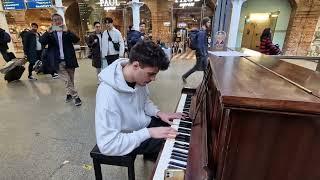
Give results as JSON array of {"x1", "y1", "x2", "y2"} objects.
[{"x1": 90, "y1": 145, "x2": 136, "y2": 180}]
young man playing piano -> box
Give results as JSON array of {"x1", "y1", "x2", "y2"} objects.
[{"x1": 95, "y1": 40, "x2": 185, "y2": 159}]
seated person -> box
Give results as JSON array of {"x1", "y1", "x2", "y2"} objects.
[
  {"x1": 259, "y1": 28, "x2": 281, "y2": 55},
  {"x1": 95, "y1": 40, "x2": 184, "y2": 157}
]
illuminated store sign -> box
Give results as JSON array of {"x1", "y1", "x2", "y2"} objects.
[
  {"x1": 26, "y1": 0, "x2": 52, "y2": 9},
  {"x1": 2, "y1": 0, "x2": 26, "y2": 10},
  {"x1": 100, "y1": 0, "x2": 120, "y2": 11},
  {"x1": 175, "y1": 0, "x2": 200, "y2": 8}
]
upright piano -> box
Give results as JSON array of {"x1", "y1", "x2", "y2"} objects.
[{"x1": 152, "y1": 50, "x2": 320, "y2": 180}]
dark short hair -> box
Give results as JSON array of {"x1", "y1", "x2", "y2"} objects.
[
  {"x1": 201, "y1": 17, "x2": 211, "y2": 26},
  {"x1": 139, "y1": 22, "x2": 146, "y2": 26},
  {"x1": 260, "y1": 28, "x2": 271, "y2": 41},
  {"x1": 93, "y1": 21, "x2": 100, "y2": 26},
  {"x1": 51, "y1": 13, "x2": 62, "y2": 20},
  {"x1": 104, "y1": 17, "x2": 113, "y2": 24},
  {"x1": 31, "y1": 23, "x2": 38, "y2": 28},
  {"x1": 129, "y1": 40, "x2": 169, "y2": 70}
]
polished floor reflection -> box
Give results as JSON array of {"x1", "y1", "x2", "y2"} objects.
[{"x1": 0, "y1": 57, "x2": 203, "y2": 180}]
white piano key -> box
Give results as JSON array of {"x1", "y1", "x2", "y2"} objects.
[{"x1": 153, "y1": 94, "x2": 187, "y2": 180}]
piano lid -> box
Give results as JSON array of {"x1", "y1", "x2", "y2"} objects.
[
  {"x1": 245, "y1": 55, "x2": 320, "y2": 99},
  {"x1": 208, "y1": 55, "x2": 320, "y2": 114}
]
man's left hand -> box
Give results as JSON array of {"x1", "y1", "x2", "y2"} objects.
[{"x1": 156, "y1": 111, "x2": 187, "y2": 125}]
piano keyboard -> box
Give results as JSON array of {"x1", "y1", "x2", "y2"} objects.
[{"x1": 153, "y1": 93, "x2": 193, "y2": 180}]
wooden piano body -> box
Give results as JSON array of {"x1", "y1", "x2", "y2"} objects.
[{"x1": 152, "y1": 50, "x2": 320, "y2": 180}]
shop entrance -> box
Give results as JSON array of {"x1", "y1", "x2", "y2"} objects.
[{"x1": 241, "y1": 11, "x2": 279, "y2": 51}]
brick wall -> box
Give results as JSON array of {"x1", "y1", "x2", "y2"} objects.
[
  {"x1": 144, "y1": 0, "x2": 172, "y2": 43},
  {"x1": 283, "y1": 0, "x2": 320, "y2": 55}
]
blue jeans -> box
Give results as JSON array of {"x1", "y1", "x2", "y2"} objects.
[{"x1": 102, "y1": 57, "x2": 108, "y2": 70}]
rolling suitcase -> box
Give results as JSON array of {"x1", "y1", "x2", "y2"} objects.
[{"x1": 4, "y1": 66, "x2": 25, "y2": 82}]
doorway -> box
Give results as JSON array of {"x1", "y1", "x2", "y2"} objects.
[{"x1": 241, "y1": 11, "x2": 279, "y2": 51}]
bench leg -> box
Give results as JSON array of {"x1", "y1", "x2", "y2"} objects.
[
  {"x1": 128, "y1": 163, "x2": 135, "y2": 180},
  {"x1": 93, "y1": 159, "x2": 102, "y2": 180}
]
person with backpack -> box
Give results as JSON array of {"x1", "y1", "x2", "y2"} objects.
[
  {"x1": 127, "y1": 24, "x2": 143, "y2": 53},
  {"x1": 0, "y1": 28, "x2": 11, "y2": 62},
  {"x1": 182, "y1": 17, "x2": 211, "y2": 83}
]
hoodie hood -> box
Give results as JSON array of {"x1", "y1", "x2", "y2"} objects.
[{"x1": 98, "y1": 58, "x2": 135, "y2": 93}]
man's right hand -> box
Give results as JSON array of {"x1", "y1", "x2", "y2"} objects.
[{"x1": 148, "y1": 127, "x2": 178, "y2": 139}]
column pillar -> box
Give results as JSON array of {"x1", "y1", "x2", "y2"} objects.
[
  {"x1": 54, "y1": 0, "x2": 66, "y2": 23},
  {"x1": 0, "y1": 0, "x2": 14, "y2": 52},
  {"x1": 227, "y1": 0, "x2": 246, "y2": 48},
  {"x1": 128, "y1": 0, "x2": 143, "y2": 31}
]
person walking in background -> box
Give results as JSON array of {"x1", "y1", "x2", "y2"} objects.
[
  {"x1": 259, "y1": 28, "x2": 281, "y2": 55},
  {"x1": 139, "y1": 22, "x2": 148, "y2": 40},
  {"x1": 19, "y1": 28, "x2": 29, "y2": 45},
  {"x1": 86, "y1": 21, "x2": 103, "y2": 83},
  {"x1": 127, "y1": 25, "x2": 143, "y2": 53},
  {"x1": 101, "y1": 17, "x2": 124, "y2": 69},
  {"x1": 181, "y1": 17, "x2": 211, "y2": 83},
  {"x1": 40, "y1": 13, "x2": 82, "y2": 106},
  {"x1": 23, "y1": 23, "x2": 43, "y2": 80},
  {"x1": 0, "y1": 28, "x2": 11, "y2": 62}
]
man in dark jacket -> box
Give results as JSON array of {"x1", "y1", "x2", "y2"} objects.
[
  {"x1": 23, "y1": 23, "x2": 43, "y2": 80},
  {"x1": 86, "y1": 21, "x2": 102, "y2": 83},
  {"x1": 0, "y1": 28, "x2": 11, "y2": 62},
  {"x1": 40, "y1": 13, "x2": 82, "y2": 106},
  {"x1": 127, "y1": 25, "x2": 143, "y2": 53},
  {"x1": 182, "y1": 17, "x2": 211, "y2": 83}
]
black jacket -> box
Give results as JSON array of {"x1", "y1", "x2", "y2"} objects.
[
  {"x1": 0, "y1": 28, "x2": 11, "y2": 51},
  {"x1": 40, "y1": 30, "x2": 80, "y2": 70},
  {"x1": 86, "y1": 32, "x2": 102, "y2": 68},
  {"x1": 23, "y1": 31, "x2": 42, "y2": 64},
  {"x1": 127, "y1": 30, "x2": 142, "y2": 51}
]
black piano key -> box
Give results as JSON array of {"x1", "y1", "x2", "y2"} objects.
[
  {"x1": 172, "y1": 151, "x2": 188, "y2": 159},
  {"x1": 172, "y1": 152, "x2": 188, "y2": 160},
  {"x1": 180, "y1": 119, "x2": 192, "y2": 124},
  {"x1": 174, "y1": 142, "x2": 189, "y2": 148},
  {"x1": 172, "y1": 149, "x2": 189, "y2": 156},
  {"x1": 171, "y1": 155, "x2": 188, "y2": 162},
  {"x1": 177, "y1": 134, "x2": 190, "y2": 138},
  {"x1": 169, "y1": 161, "x2": 187, "y2": 168},
  {"x1": 178, "y1": 128, "x2": 191, "y2": 134},
  {"x1": 179, "y1": 122, "x2": 192, "y2": 129},
  {"x1": 174, "y1": 144, "x2": 189, "y2": 150},
  {"x1": 176, "y1": 134, "x2": 190, "y2": 141},
  {"x1": 167, "y1": 165, "x2": 182, "y2": 169},
  {"x1": 176, "y1": 137, "x2": 188, "y2": 143}
]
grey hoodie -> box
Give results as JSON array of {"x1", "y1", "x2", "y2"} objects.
[{"x1": 95, "y1": 58, "x2": 160, "y2": 156}]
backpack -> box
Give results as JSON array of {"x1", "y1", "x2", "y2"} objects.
[{"x1": 188, "y1": 30, "x2": 199, "y2": 50}]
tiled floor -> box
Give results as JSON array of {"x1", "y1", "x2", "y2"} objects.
[{"x1": 0, "y1": 55, "x2": 203, "y2": 180}]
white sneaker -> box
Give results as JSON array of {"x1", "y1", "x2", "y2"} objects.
[
  {"x1": 52, "y1": 73, "x2": 59, "y2": 79},
  {"x1": 28, "y1": 76, "x2": 37, "y2": 80}
]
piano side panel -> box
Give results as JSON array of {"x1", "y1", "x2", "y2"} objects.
[
  {"x1": 206, "y1": 69, "x2": 224, "y2": 178},
  {"x1": 220, "y1": 109, "x2": 320, "y2": 180}
]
